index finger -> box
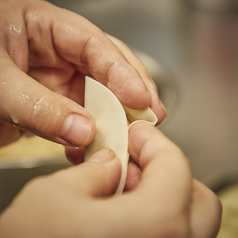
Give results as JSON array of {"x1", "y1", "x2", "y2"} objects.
[
  {"x1": 107, "y1": 35, "x2": 167, "y2": 125},
  {"x1": 128, "y1": 122, "x2": 192, "y2": 212},
  {"x1": 32, "y1": 1, "x2": 151, "y2": 110}
]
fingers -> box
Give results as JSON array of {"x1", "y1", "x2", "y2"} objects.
[
  {"x1": 65, "y1": 146, "x2": 85, "y2": 165},
  {"x1": 124, "y1": 161, "x2": 142, "y2": 191},
  {"x1": 128, "y1": 121, "x2": 192, "y2": 214},
  {"x1": 128, "y1": 122, "x2": 222, "y2": 237},
  {"x1": 1, "y1": 0, "x2": 166, "y2": 147},
  {"x1": 26, "y1": 1, "x2": 151, "y2": 110},
  {"x1": 0, "y1": 58, "x2": 95, "y2": 147},
  {"x1": 51, "y1": 148, "x2": 122, "y2": 197},
  {"x1": 190, "y1": 180, "x2": 222, "y2": 238},
  {"x1": 107, "y1": 35, "x2": 167, "y2": 125}
]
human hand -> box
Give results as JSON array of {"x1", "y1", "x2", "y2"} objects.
[
  {"x1": 0, "y1": 122, "x2": 221, "y2": 238},
  {"x1": 0, "y1": 0, "x2": 166, "y2": 147}
]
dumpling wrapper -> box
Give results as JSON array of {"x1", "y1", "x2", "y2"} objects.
[{"x1": 84, "y1": 77, "x2": 157, "y2": 194}]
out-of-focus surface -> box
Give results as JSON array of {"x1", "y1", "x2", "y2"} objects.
[
  {"x1": 0, "y1": 136, "x2": 70, "y2": 211},
  {"x1": 217, "y1": 183, "x2": 238, "y2": 238},
  {"x1": 0, "y1": 136, "x2": 64, "y2": 163}
]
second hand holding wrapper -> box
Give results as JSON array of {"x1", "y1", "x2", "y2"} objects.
[{"x1": 84, "y1": 77, "x2": 158, "y2": 194}]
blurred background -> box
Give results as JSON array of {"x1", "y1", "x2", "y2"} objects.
[{"x1": 1, "y1": 0, "x2": 238, "y2": 236}]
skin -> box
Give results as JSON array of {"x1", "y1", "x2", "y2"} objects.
[
  {"x1": 0, "y1": 0, "x2": 166, "y2": 148},
  {"x1": 0, "y1": 0, "x2": 222, "y2": 236},
  {"x1": 0, "y1": 122, "x2": 222, "y2": 238}
]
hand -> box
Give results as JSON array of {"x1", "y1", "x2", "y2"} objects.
[
  {"x1": 0, "y1": 0, "x2": 166, "y2": 147},
  {"x1": 0, "y1": 122, "x2": 221, "y2": 238}
]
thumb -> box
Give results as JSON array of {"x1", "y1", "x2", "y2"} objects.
[
  {"x1": 53, "y1": 148, "x2": 122, "y2": 197},
  {"x1": 0, "y1": 60, "x2": 95, "y2": 147}
]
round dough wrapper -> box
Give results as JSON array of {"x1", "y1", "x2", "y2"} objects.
[{"x1": 84, "y1": 77, "x2": 157, "y2": 194}]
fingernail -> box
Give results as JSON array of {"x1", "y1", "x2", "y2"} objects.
[
  {"x1": 88, "y1": 148, "x2": 116, "y2": 163},
  {"x1": 60, "y1": 114, "x2": 92, "y2": 146}
]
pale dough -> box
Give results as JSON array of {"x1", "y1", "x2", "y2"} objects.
[{"x1": 84, "y1": 77, "x2": 157, "y2": 194}]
